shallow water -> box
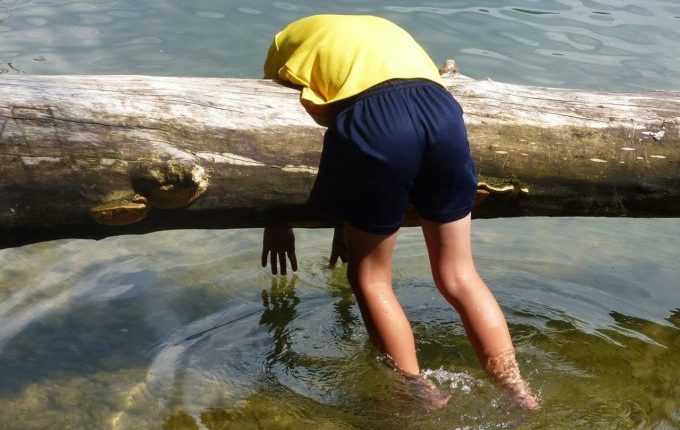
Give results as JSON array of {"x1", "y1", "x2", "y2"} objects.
[
  {"x1": 1, "y1": 1, "x2": 680, "y2": 429},
  {"x1": 1, "y1": 220, "x2": 678, "y2": 429}
]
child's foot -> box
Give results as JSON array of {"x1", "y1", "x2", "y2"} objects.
[
  {"x1": 404, "y1": 375, "x2": 451, "y2": 411},
  {"x1": 486, "y1": 349, "x2": 541, "y2": 411},
  {"x1": 505, "y1": 383, "x2": 541, "y2": 410}
]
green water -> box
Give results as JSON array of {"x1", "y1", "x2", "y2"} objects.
[{"x1": 1, "y1": 1, "x2": 679, "y2": 429}]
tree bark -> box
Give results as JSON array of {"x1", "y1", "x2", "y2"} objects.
[{"x1": 1, "y1": 74, "x2": 678, "y2": 248}]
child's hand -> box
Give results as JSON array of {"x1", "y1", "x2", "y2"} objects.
[{"x1": 262, "y1": 227, "x2": 298, "y2": 275}]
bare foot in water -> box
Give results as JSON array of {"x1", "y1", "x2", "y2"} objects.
[
  {"x1": 485, "y1": 350, "x2": 541, "y2": 411},
  {"x1": 404, "y1": 375, "x2": 451, "y2": 411},
  {"x1": 506, "y1": 384, "x2": 541, "y2": 411}
]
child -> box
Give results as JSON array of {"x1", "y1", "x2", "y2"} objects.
[{"x1": 261, "y1": 14, "x2": 539, "y2": 410}]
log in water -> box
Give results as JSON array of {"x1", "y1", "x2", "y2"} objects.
[{"x1": 0, "y1": 74, "x2": 678, "y2": 247}]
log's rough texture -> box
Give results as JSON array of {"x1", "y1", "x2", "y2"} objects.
[{"x1": 0, "y1": 74, "x2": 678, "y2": 247}]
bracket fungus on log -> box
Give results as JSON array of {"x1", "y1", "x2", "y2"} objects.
[
  {"x1": 87, "y1": 161, "x2": 210, "y2": 226},
  {"x1": 129, "y1": 161, "x2": 209, "y2": 210},
  {"x1": 90, "y1": 195, "x2": 149, "y2": 226}
]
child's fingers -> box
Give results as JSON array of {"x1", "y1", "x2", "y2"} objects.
[
  {"x1": 270, "y1": 251, "x2": 277, "y2": 275},
  {"x1": 288, "y1": 251, "x2": 298, "y2": 272},
  {"x1": 278, "y1": 252, "x2": 287, "y2": 275}
]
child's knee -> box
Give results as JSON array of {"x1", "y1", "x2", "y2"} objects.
[{"x1": 434, "y1": 269, "x2": 478, "y2": 303}]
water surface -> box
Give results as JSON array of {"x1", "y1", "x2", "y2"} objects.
[{"x1": 2, "y1": 0, "x2": 680, "y2": 89}]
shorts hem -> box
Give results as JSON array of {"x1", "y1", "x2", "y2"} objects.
[
  {"x1": 418, "y1": 206, "x2": 472, "y2": 224},
  {"x1": 344, "y1": 218, "x2": 402, "y2": 235}
]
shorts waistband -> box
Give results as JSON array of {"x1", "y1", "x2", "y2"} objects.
[
  {"x1": 354, "y1": 78, "x2": 443, "y2": 101},
  {"x1": 326, "y1": 79, "x2": 445, "y2": 116}
]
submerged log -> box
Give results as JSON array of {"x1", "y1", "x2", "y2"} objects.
[{"x1": 0, "y1": 74, "x2": 678, "y2": 248}]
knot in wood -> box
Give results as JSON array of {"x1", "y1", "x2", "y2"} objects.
[{"x1": 439, "y1": 59, "x2": 459, "y2": 77}]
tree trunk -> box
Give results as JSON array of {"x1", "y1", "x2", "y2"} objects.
[{"x1": 1, "y1": 74, "x2": 678, "y2": 248}]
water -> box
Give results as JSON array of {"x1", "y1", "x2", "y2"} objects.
[
  {"x1": 3, "y1": 0, "x2": 680, "y2": 89},
  {"x1": 1, "y1": 1, "x2": 679, "y2": 429}
]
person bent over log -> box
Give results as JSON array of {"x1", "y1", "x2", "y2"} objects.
[{"x1": 259, "y1": 14, "x2": 539, "y2": 410}]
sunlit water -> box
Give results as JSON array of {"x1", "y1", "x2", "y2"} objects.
[{"x1": 1, "y1": 1, "x2": 679, "y2": 429}]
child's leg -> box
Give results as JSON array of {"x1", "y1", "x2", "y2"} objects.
[
  {"x1": 344, "y1": 223, "x2": 420, "y2": 377},
  {"x1": 420, "y1": 214, "x2": 539, "y2": 409},
  {"x1": 420, "y1": 214, "x2": 514, "y2": 362}
]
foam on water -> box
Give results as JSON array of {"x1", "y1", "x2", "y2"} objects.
[{"x1": 422, "y1": 367, "x2": 484, "y2": 395}]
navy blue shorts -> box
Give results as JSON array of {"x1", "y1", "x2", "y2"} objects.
[{"x1": 313, "y1": 79, "x2": 477, "y2": 234}]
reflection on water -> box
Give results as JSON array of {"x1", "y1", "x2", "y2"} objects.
[{"x1": 1, "y1": 219, "x2": 678, "y2": 429}]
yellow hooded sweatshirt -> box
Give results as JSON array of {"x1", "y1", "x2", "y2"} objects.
[{"x1": 263, "y1": 15, "x2": 443, "y2": 108}]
